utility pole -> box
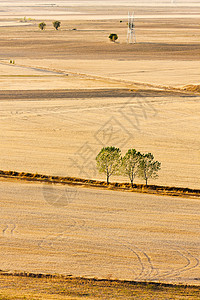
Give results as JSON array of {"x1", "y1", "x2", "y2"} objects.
[{"x1": 127, "y1": 12, "x2": 136, "y2": 44}]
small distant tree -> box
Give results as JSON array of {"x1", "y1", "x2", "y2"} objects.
[
  {"x1": 96, "y1": 147, "x2": 122, "y2": 184},
  {"x1": 137, "y1": 153, "x2": 161, "y2": 186},
  {"x1": 109, "y1": 33, "x2": 118, "y2": 42},
  {"x1": 53, "y1": 21, "x2": 61, "y2": 30},
  {"x1": 121, "y1": 149, "x2": 141, "y2": 187},
  {"x1": 38, "y1": 22, "x2": 46, "y2": 30}
]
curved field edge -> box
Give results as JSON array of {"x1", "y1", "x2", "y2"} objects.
[
  {"x1": 0, "y1": 170, "x2": 199, "y2": 199},
  {"x1": 0, "y1": 272, "x2": 199, "y2": 300}
]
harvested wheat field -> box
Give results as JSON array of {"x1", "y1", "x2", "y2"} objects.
[
  {"x1": 0, "y1": 1, "x2": 200, "y2": 189},
  {"x1": 0, "y1": 180, "x2": 200, "y2": 281},
  {"x1": 0, "y1": 89, "x2": 199, "y2": 189},
  {"x1": 0, "y1": 0, "x2": 200, "y2": 298}
]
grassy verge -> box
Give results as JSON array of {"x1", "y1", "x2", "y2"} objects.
[
  {"x1": 0, "y1": 271, "x2": 199, "y2": 300},
  {"x1": 0, "y1": 170, "x2": 199, "y2": 199}
]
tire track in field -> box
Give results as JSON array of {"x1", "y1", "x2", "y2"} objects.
[
  {"x1": 110, "y1": 236, "x2": 158, "y2": 281},
  {"x1": 1, "y1": 222, "x2": 17, "y2": 236},
  {"x1": 156, "y1": 245, "x2": 199, "y2": 280},
  {"x1": 10, "y1": 223, "x2": 16, "y2": 235},
  {"x1": 165, "y1": 248, "x2": 199, "y2": 278},
  {"x1": 38, "y1": 219, "x2": 154, "y2": 280},
  {"x1": 2, "y1": 225, "x2": 8, "y2": 235},
  {"x1": 117, "y1": 243, "x2": 199, "y2": 282},
  {"x1": 159, "y1": 249, "x2": 191, "y2": 279},
  {"x1": 113, "y1": 239, "x2": 145, "y2": 278},
  {"x1": 124, "y1": 241, "x2": 158, "y2": 280}
]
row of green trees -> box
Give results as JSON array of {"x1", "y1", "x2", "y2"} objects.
[
  {"x1": 96, "y1": 147, "x2": 161, "y2": 186},
  {"x1": 39, "y1": 21, "x2": 61, "y2": 31}
]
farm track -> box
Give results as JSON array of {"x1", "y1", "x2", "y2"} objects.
[
  {"x1": 0, "y1": 88, "x2": 194, "y2": 100},
  {"x1": 0, "y1": 60, "x2": 198, "y2": 99}
]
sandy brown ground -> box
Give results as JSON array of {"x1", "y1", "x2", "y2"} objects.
[
  {"x1": 0, "y1": 2, "x2": 199, "y2": 295},
  {"x1": 0, "y1": 2, "x2": 199, "y2": 191},
  {"x1": 0, "y1": 180, "x2": 200, "y2": 286},
  {"x1": 0, "y1": 89, "x2": 199, "y2": 188}
]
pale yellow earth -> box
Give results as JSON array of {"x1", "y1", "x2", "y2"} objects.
[
  {"x1": 14, "y1": 59, "x2": 200, "y2": 88},
  {"x1": 0, "y1": 180, "x2": 200, "y2": 285},
  {"x1": 0, "y1": 0, "x2": 199, "y2": 288},
  {"x1": 0, "y1": 7, "x2": 199, "y2": 189},
  {"x1": 0, "y1": 92, "x2": 199, "y2": 188}
]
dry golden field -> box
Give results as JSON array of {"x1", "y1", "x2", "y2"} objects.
[
  {"x1": 0, "y1": 2, "x2": 200, "y2": 188},
  {"x1": 0, "y1": 272, "x2": 200, "y2": 299},
  {"x1": 0, "y1": 180, "x2": 200, "y2": 285},
  {"x1": 0, "y1": 0, "x2": 200, "y2": 298}
]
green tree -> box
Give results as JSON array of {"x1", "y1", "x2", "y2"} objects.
[
  {"x1": 38, "y1": 22, "x2": 46, "y2": 30},
  {"x1": 53, "y1": 20, "x2": 61, "y2": 30},
  {"x1": 137, "y1": 153, "x2": 161, "y2": 186},
  {"x1": 96, "y1": 147, "x2": 122, "y2": 184},
  {"x1": 121, "y1": 149, "x2": 141, "y2": 187},
  {"x1": 109, "y1": 33, "x2": 118, "y2": 42}
]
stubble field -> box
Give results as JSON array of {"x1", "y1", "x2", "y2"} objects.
[{"x1": 0, "y1": 1, "x2": 200, "y2": 298}]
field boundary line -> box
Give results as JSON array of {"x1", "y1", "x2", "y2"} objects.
[
  {"x1": 0, "y1": 59, "x2": 199, "y2": 95},
  {"x1": 0, "y1": 170, "x2": 199, "y2": 199}
]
